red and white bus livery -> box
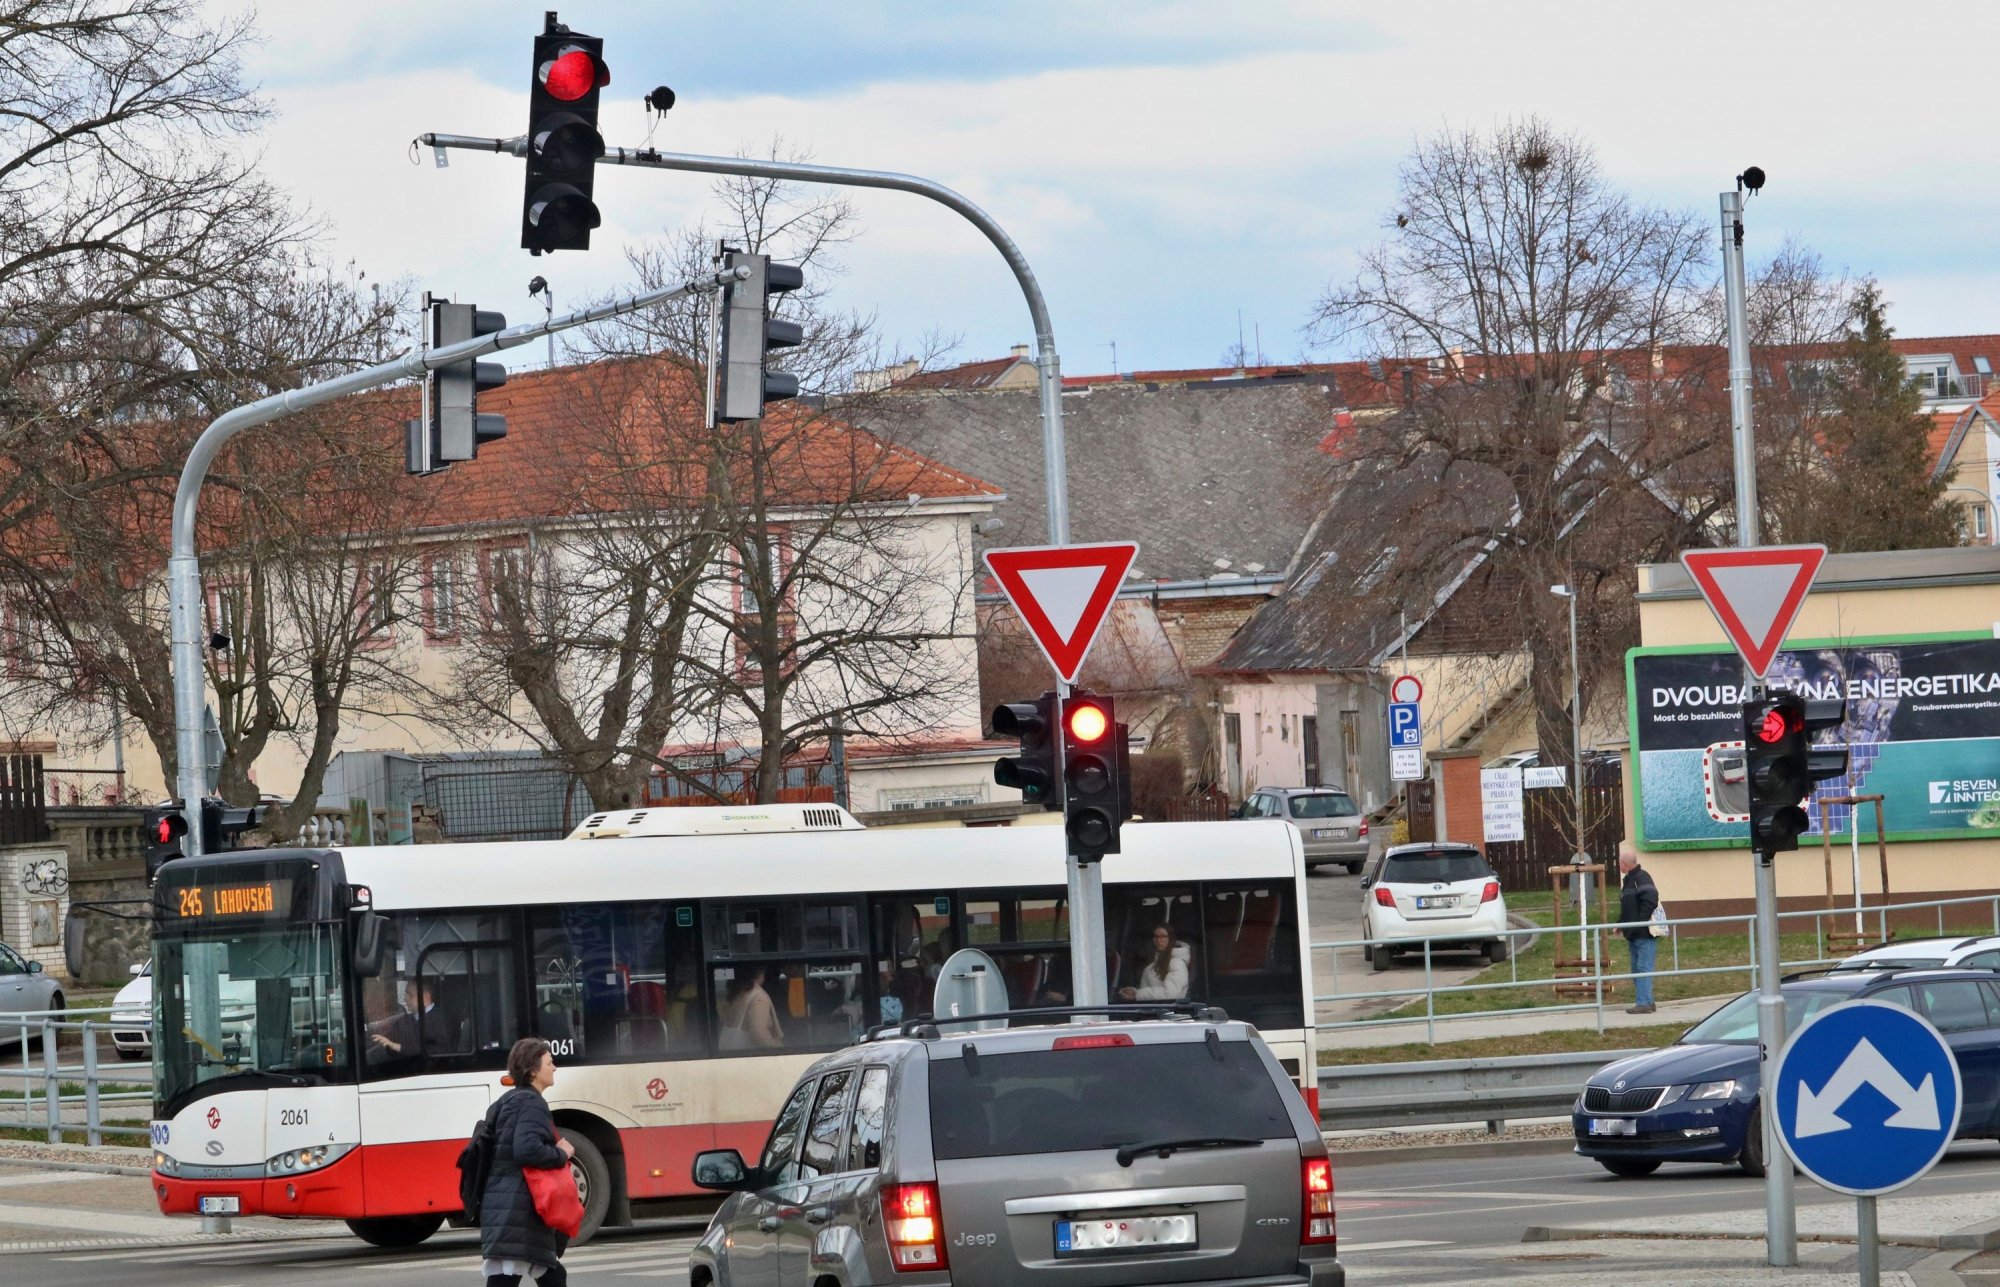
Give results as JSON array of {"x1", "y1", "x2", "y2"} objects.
[{"x1": 148, "y1": 806, "x2": 1316, "y2": 1246}]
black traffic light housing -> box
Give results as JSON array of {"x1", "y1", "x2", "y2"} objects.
[
  {"x1": 522, "y1": 13, "x2": 609, "y2": 255},
  {"x1": 716, "y1": 250, "x2": 805, "y2": 424},
  {"x1": 142, "y1": 798, "x2": 271, "y2": 882},
  {"x1": 993, "y1": 692, "x2": 1060, "y2": 810},
  {"x1": 408, "y1": 300, "x2": 508, "y2": 474},
  {"x1": 1742, "y1": 691, "x2": 1849, "y2": 855},
  {"x1": 1062, "y1": 691, "x2": 1129, "y2": 862},
  {"x1": 142, "y1": 805, "x2": 189, "y2": 882}
]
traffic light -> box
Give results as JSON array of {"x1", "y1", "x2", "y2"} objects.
[
  {"x1": 142, "y1": 805, "x2": 189, "y2": 881},
  {"x1": 409, "y1": 301, "x2": 508, "y2": 475},
  {"x1": 432, "y1": 302, "x2": 508, "y2": 463},
  {"x1": 1742, "y1": 692, "x2": 1850, "y2": 854},
  {"x1": 716, "y1": 250, "x2": 805, "y2": 424},
  {"x1": 993, "y1": 692, "x2": 1059, "y2": 810},
  {"x1": 142, "y1": 798, "x2": 271, "y2": 881},
  {"x1": 1062, "y1": 691, "x2": 1129, "y2": 862},
  {"x1": 522, "y1": 14, "x2": 609, "y2": 254}
]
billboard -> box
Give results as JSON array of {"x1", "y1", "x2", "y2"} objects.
[{"x1": 1628, "y1": 632, "x2": 2000, "y2": 849}]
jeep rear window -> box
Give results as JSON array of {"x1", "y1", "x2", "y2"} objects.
[
  {"x1": 927, "y1": 1041, "x2": 1294, "y2": 1160},
  {"x1": 1382, "y1": 852, "x2": 1489, "y2": 884},
  {"x1": 1288, "y1": 794, "x2": 1358, "y2": 819}
]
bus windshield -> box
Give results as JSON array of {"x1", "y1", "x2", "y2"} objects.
[{"x1": 155, "y1": 923, "x2": 351, "y2": 1116}]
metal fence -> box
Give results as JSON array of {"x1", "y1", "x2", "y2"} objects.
[
  {"x1": 1315, "y1": 891, "x2": 2000, "y2": 1045},
  {"x1": 0, "y1": 1006, "x2": 151, "y2": 1146}
]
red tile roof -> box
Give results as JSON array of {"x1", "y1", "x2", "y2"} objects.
[{"x1": 893, "y1": 355, "x2": 1029, "y2": 391}]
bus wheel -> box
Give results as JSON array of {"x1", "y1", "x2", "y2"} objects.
[
  {"x1": 346, "y1": 1214, "x2": 444, "y2": 1247},
  {"x1": 561, "y1": 1127, "x2": 613, "y2": 1245}
]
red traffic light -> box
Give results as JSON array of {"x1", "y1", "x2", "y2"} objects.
[
  {"x1": 1067, "y1": 702, "x2": 1109, "y2": 744},
  {"x1": 1753, "y1": 706, "x2": 1797, "y2": 744},
  {"x1": 155, "y1": 816, "x2": 173, "y2": 843},
  {"x1": 540, "y1": 47, "x2": 607, "y2": 101}
]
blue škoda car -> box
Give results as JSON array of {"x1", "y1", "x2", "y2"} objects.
[{"x1": 1574, "y1": 968, "x2": 2000, "y2": 1177}]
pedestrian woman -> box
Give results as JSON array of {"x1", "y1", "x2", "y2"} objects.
[{"x1": 482, "y1": 1038, "x2": 577, "y2": 1287}]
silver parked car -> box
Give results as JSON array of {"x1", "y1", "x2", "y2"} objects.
[
  {"x1": 1239, "y1": 788, "x2": 1371, "y2": 873},
  {"x1": 0, "y1": 940, "x2": 63, "y2": 1046},
  {"x1": 689, "y1": 1005, "x2": 1344, "y2": 1286}
]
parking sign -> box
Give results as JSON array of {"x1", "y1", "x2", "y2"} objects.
[{"x1": 1388, "y1": 702, "x2": 1421, "y2": 749}]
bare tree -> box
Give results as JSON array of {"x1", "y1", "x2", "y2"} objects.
[
  {"x1": 439, "y1": 153, "x2": 978, "y2": 806},
  {"x1": 1310, "y1": 119, "x2": 1712, "y2": 771}
]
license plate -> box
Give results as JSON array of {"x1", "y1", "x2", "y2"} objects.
[
  {"x1": 199, "y1": 1195, "x2": 241, "y2": 1214},
  {"x1": 1416, "y1": 896, "x2": 1454, "y2": 909},
  {"x1": 1056, "y1": 1214, "x2": 1197, "y2": 1255},
  {"x1": 1587, "y1": 1118, "x2": 1638, "y2": 1136}
]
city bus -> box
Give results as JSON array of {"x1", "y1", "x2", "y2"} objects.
[{"x1": 146, "y1": 805, "x2": 1315, "y2": 1247}]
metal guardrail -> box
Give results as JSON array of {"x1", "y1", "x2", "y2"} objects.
[
  {"x1": 0, "y1": 1006, "x2": 152, "y2": 1146},
  {"x1": 1313, "y1": 891, "x2": 2000, "y2": 1043},
  {"x1": 1316, "y1": 1048, "x2": 1642, "y2": 1132}
]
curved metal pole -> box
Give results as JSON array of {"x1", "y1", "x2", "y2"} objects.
[
  {"x1": 420, "y1": 134, "x2": 1073, "y2": 547},
  {"x1": 168, "y1": 274, "x2": 723, "y2": 850}
]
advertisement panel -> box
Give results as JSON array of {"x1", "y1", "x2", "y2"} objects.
[{"x1": 1628, "y1": 632, "x2": 2000, "y2": 849}]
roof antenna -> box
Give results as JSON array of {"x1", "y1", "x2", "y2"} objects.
[{"x1": 1107, "y1": 339, "x2": 1118, "y2": 376}]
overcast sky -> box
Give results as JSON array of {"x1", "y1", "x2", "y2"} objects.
[{"x1": 222, "y1": 1, "x2": 2000, "y2": 376}]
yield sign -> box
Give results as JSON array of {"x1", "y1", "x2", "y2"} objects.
[
  {"x1": 984, "y1": 542, "x2": 1138, "y2": 684},
  {"x1": 1679, "y1": 544, "x2": 1826, "y2": 679}
]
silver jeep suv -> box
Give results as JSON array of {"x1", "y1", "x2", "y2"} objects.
[{"x1": 689, "y1": 1004, "x2": 1344, "y2": 1285}]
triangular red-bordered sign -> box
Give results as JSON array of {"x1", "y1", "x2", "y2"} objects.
[
  {"x1": 984, "y1": 542, "x2": 1139, "y2": 684},
  {"x1": 1680, "y1": 544, "x2": 1826, "y2": 679}
]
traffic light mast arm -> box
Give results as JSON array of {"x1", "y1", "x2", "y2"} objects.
[
  {"x1": 416, "y1": 131, "x2": 1074, "y2": 544},
  {"x1": 165, "y1": 268, "x2": 742, "y2": 850}
]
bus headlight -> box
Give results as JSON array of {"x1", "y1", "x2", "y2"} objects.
[
  {"x1": 154, "y1": 1151, "x2": 181, "y2": 1176},
  {"x1": 264, "y1": 1143, "x2": 352, "y2": 1176}
]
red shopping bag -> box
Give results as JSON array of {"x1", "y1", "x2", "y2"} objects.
[{"x1": 524, "y1": 1162, "x2": 584, "y2": 1238}]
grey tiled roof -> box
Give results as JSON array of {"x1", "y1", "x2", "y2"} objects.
[
  {"x1": 847, "y1": 380, "x2": 1345, "y2": 584},
  {"x1": 1208, "y1": 449, "x2": 1512, "y2": 673}
]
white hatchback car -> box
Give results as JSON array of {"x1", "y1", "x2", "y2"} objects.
[{"x1": 1361, "y1": 842, "x2": 1509, "y2": 970}]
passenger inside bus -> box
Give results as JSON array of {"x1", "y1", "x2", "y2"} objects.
[
  {"x1": 716, "y1": 966, "x2": 785, "y2": 1050},
  {"x1": 1118, "y1": 925, "x2": 1193, "y2": 1002}
]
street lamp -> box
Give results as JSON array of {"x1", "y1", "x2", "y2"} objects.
[
  {"x1": 1550, "y1": 583, "x2": 1589, "y2": 959},
  {"x1": 1548, "y1": 584, "x2": 1586, "y2": 862}
]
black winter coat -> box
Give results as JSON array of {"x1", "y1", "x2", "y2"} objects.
[
  {"x1": 479, "y1": 1087, "x2": 571, "y2": 1266},
  {"x1": 1619, "y1": 865, "x2": 1660, "y2": 942}
]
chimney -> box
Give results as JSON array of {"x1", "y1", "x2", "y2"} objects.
[
  {"x1": 1010, "y1": 344, "x2": 1030, "y2": 360},
  {"x1": 1649, "y1": 342, "x2": 1664, "y2": 376},
  {"x1": 1446, "y1": 346, "x2": 1464, "y2": 375},
  {"x1": 1400, "y1": 367, "x2": 1416, "y2": 407}
]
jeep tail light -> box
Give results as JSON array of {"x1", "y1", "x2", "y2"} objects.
[
  {"x1": 884, "y1": 1182, "x2": 947, "y2": 1270},
  {"x1": 1480, "y1": 880, "x2": 1500, "y2": 903},
  {"x1": 1301, "y1": 1156, "x2": 1336, "y2": 1244},
  {"x1": 1358, "y1": 821, "x2": 1369, "y2": 836},
  {"x1": 1372, "y1": 886, "x2": 1395, "y2": 907}
]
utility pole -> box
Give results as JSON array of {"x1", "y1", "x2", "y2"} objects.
[
  {"x1": 1723, "y1": 166, "x2": 1794, "y2": 1269},
  {"x1": 418, "y1": 130, "x2": 1106, "y2": 1004}
]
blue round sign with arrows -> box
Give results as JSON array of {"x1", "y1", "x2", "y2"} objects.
[{"x1": 1773, "y1": 999, "x2": 1963, "y2": 1196}]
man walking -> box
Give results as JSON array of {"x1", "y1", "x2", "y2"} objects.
[{"x1": 1618, "y1": 841, "x2": 1659, "y2": 1015}]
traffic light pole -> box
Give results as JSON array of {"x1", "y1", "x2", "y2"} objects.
[
  {"x1": 1722, "y1": 182, "x2": 1795, "y2": 1267},
  {"x1": 166, "y1": 269, "x2": 742, "y2": 856},
  {"x1": 417, "y1": 131, "x2": 1111, "y2": 1002}
]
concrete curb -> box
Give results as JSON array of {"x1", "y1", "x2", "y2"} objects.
[{"x1": 1522, "y1": 1225, "x2": 2000, "y2": 1252}]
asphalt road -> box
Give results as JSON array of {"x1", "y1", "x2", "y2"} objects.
[{"x1": 27, "y1": 1137, "x2": 1999, "y2": 1284}]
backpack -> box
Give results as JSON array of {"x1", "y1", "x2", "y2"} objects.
[{"x1": 456, "y1": 1100, "x2": 500, "y2": 1223}]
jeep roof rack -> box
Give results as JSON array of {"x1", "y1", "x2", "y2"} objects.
[{"x1": 862, "y1": 1001, "x2": 1231, "y2": 1043}]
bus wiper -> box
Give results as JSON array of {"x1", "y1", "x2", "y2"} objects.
[{"x1": 1114, "y1": 1136, "x2": 1262, "y2": 1168}]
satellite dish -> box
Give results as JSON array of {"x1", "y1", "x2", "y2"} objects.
[{"x1": 931, "y1": 948, "x2": 1010, "y2": 1033}]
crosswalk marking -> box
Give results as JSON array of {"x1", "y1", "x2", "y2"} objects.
[{"x1": 55, "y1": 1236, "x2": 698, "y2": 1271}]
